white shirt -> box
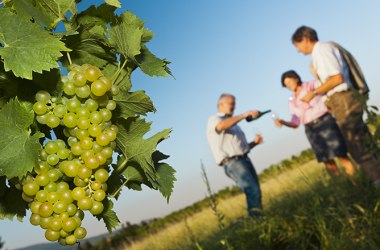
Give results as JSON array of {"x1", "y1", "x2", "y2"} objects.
[
  {"x1": 206, "y1": 112, "x2": 250, "y2": 165},
  {"x1": 312, "y1": 42, "x2": 352, "y2": 96}
]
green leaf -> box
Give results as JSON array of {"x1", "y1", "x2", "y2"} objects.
[
  {"x1": 156, "y1": 163, "x2": 176, "y2": 202},
  {"x1": 0, "y1": 181, "x2": 28, "y2": 221},
  {"x1": 109, "y1": 11, "x2": 144, "y2": 59},
  {"x1": 0, "y1": 98, "x2": 43, "y2": 179},
  {"x1": 0, "y1": 9, "x2": 70, "y2": 79},
  {"x1": 96, "y1": 199, "x2": 120, "y2": 232},
  {"x1": 115, "y1": 118, "x2": 172, "y2": 183},
  {"x1": 76, "y1": 4, "x2": 116, "y2": 30},
  {"x1": 105, "y1": 0, "x2": 121, "y2": 8},
  {"x1": 137, "y1": 46, "x2": 172, "y2": 77},
  {"x1": 113, "y1": 90, "x2": 156, "y2": 120},
  {"x1": 13, "y1": 0, "x2": 77, "y2": 29}
]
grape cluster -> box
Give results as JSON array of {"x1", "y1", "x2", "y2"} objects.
[{"x1": 24, "y1": 64, "x2": 119, "y2": 245}]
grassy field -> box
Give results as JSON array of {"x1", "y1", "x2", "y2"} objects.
[{"x1": 119, "y1": 160, "x2": 380, "y2": 250}]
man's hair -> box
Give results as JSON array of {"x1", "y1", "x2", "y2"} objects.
[
  {"x1": 218, "y1": 93, "x2": 235, "y2": 106},
  {"x1": 281, "y1": 70, "x2": 302, "y2": 87},
  {"x1": 292, "y1": 26, "x2": 319, "y2": 43}
]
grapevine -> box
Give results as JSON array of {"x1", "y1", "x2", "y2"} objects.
[{"x1": 0, "y1": 1, "x2": 176, "y2": 246}]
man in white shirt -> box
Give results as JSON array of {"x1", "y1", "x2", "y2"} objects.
[
  {"x1": 291, "y1": 26, "x2": 380, "y2": 185},
  {"x1": 206, "y1": 93, "x2": 263, "y2": 217}
]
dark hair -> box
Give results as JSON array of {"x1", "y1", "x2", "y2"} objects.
[
  {"x1": 281, "y1": 70, "x2": 302, "y2": 87},
  {"x1": 291, "y1": 26, "x2": 319, "y2": 43}
]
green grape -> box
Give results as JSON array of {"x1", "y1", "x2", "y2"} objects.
[
  {"x1": 91, "y1": 80, "x2": 107, "y2": 96},
  {"x1": 48, "y1": 169, "x2": 61, "y2": 182},
  {"x1": 72, "y1": 187, "x2": 86, "y2": 201},
  {"x1": 76, "y1": 107, "x2": 90, "y2": 118},
  {"x1": 76, "y1": 85, "x2": 91, "y2": 99},
  {"x1": 57, "y1": 148, "x2": 70, "y2": 160},
  {"x1": 95, "y1": 94, "x2": 109, "y2": 107},
  {"x1": 90, "y1": 181, "x2": 102, "y2": 191},
  {"x1": 94, "y1": 169, "x2": 108, "y2": 183},
  {"x1": 99, "y1": 108, "x2": 112, "y2": 122},
  {"x1": 53, "y1": 201, "x2": 68, "y2": 214},
  {"x1": 85, "y1": 65, "x2": 101, "y2": 82},
  {"x1": 73, "y1": 71, "x2": 87, "y2": 87},
  {"x1": 66, "y1": 203, "x2": 78, "y2": 216},
  {"x1": 53, "y1": 104, "x2": 67, "y2": 118},
  {"x1": 30, "y1": 213, "x2": 41, "y2": 226},
  {"x1": 66, "y1": 98, "x2": 81, "y2": 112},
  {"x1": 88, "y1": 124, "x2": 102, "y2": 137},
  {"x1": 59, "y1": 190, "x2": 74, "y2": 204},
  {"x1": 77, "y1": 166, "x2": 92, "y2": 180},
  {"x1": 30, "y1": 201, "x2": 42, "y2": 214},
  {"x1": 35, "y1": 173, "x2": 50, "y2": 187},
  {"x1": 39, "y1": 150, "x2": 49, "y2": 161},
  {"x1": 63, "y1": 81, "x2": 76, "y2": 96},
  {"x1": 56, "y1": 181, "x2": 69, "y2": 192},
  {"x1": 36, "y1": 114, "x2": 47, "y2": 124},
  {"x1": 63, "y1": 160, "x2": 79, "y2": 178},
  {"x1": 59, "y1": 211, "x2": 70, "y2": 221},
  {"x1": 77, "y1": 196, "x2": 93, "y2": 211},
  {"x1": 35, "y1": 90, "x2": 51, "y2": 103},
  {"x1": 92, "y1": 142, "x2": 103, "y2": 153},
  {"x1": 81, "y1": 149, "x2": 94, "y2": 160},
  {"x1": 36, "y1": 161, "x2": 50, "y2": 173},
  {"x1": 99, "y1": 76, "x2": 112, "y2": 90},
  {"x1": 62, "y1": 217, "x2": 78, "y2": 232},
  {"x1": 74, "y1": 209, "x2": 85, "y2": 220},
  {"x1": 106, "y1": 100, "x2": 116, "y2": 111},
  {"x1": 101, "y1": 147, "x2": 113, "y2": 159},
  {"x1": 73, "y1": 176, "x2": 87, "y2": 187},
  {"x1": 23, "y1": 181, "x2": 40, "y2": 196},
  {"x1": 105, "y1": 129, "x2": 117, "y2": 142},
  {"x1": 93, "y1": 189, "x2": 106, "y2": 202},
  {"x1": 45, "y1": 141, "x2": 59, "y2": 155},
  {"x1": 96, "y1": 133, "x2": 110, "y2": 147},
  {"x1": 71, "y1": 142, "x2": 83, "y2": 156},
  {"x1": 65, "y1": 234, "x2": 77, "y2": 245},
  {"x1": 111, "y1": 85, "x2": 120, "y2": 96},
  {"x1": 39, "y1": 216, "x2": 52, "y2": 229},
  {"x1": 36, "y1": 190, "x2": 49, "y2": 202},
  {"x1": 95, "y1": 152, "x2": 107, "y2": 165},
  {"x1": 67, "y1": 136, "x2": 79, "y2": 147},
  {"x1": 49, "y1": 217, "x2": 63, "y2": 231},
  {"x1": 46, "y1": 114, "x2": 60, "y2": 128},
  {"x1": 77, "y1": 117, "x2": 91, "y2": 130},
  {"x1": 74, "y1": 227, "x2": 87, "y2": 239},
  {"x1": 33, "y1": 102, "x2": 48, "y2": 115},
  {"x1": 84, "y1": 99, "x2": 98, "y2": 112},
  {"x1": 89, "y1": 111, "x2": 103, "y2": 124},
  {"x1": 39, "y1": 202, "x2": 54, "y2": 217},
  {"x1": 47, "y1": 192, "x2": 60, "y2": 204},
  {"x1": 63, "y1": 113, "x2": 77, "y2": 128},
  {"x1": 60, "y1": 229, "x2": 70, "y2": 239},
  {"x1": 73, "y1": 216, "x2": 82, "y2": 227},
  {"x1": 76, "y1": 129, "x2": 89, "y2": 140},
  {"x1": 84, "y1": 156, "x2": 100, "y2": 170},
  {"x1": 47, "y1": 154, "x2": 60, "y2": 166},
  {"x1": 44, "y1": 182, "x2": 57, "y2": 192},
  {"x1": 80, "y1": 137, "x2": 93, "y2": 150},
  {"x1": 45, "y1": 229, "x2": 61, "y2": 241},
  {"x1": 90, "y1": 201, "x2": 104, "y2": 215}
]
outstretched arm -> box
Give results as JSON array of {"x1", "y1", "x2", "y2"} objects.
[
  {"x1": 274, "y1": 119, "x2": 299, "y2": 129},
  {"x1": 215, "y1": 110, "x2": 259, "y2": 133}
]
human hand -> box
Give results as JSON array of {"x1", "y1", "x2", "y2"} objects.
[
  {"x1": 244, "y1": 110, "x2": 259, "y2": 119},
  {"x1": 274, "y1": 119, "x2": 283, "y2": 127},
  {"x1": 301, "y1": 92, "x2": 314, "y2": 103},
  {"x1": 254, "y1": 134, "x2": 263, "y2": 145}
]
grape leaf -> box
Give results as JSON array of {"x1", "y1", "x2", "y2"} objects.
[
  {"x1": 105, "y1": 0, "x2": 121, "y2": 8},
  {"x1": 13, "y1": 0, "x2": 77, "y2": 29},
  {"x1": 0, "y1": 98, "x2": 43, "y2": 179},
  {"x1": 113, "y1": 90, "x2": 156, "y2": 119},
  {"x1": 0, "y1": 182, "x2": 28, "y2": 221},
  {"x1": 96, "y1": 199, "x2": 120, "y2": 232},
  {"x1": 137, "y1": 45, "x2": 172, "y2": 77},
  {"x1": 115, "y1": 118, "x2": 172, "y2": 183},
  {"x1": 156, "y1": 163, "x2": 176, "y2": 202},
  {"x1": 109, "y1": 11, "x2": 144, "y2": 59},
  {"x1": 0, "y1": 9, "x2": 70, "y2": 79},
  {"x1": 77, "y1": 4, "x2": 116, "y2": 30}
]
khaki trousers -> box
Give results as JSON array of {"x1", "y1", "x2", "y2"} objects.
[{"x1": 325, "y1": 90, "x2": 380, "y2": 181}]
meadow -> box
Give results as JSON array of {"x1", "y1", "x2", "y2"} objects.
[{"x1": 91, "y1": 158, "x2": 380, "y2": 250}]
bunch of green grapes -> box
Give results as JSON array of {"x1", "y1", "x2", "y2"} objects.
[{"x1": 24, "y1": 64, "x2": 119, "y2": 245}]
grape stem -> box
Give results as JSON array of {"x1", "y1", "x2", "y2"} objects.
[
  {"x1": 110, "y1": 157, "x2": 129, "y2": 197},
  {"x1": 66, "y1": 52, "x2": 72, "y2": 65},
  {"x1": 111, "y1": 58, "x2": 128, "y2": 85}
]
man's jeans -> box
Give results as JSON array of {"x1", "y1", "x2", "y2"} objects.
[{"x1": 224, "y1": 156, "x2": 262, "y2": 217}]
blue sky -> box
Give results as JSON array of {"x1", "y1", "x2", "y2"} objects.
[{"x1": 3, "y1": 1, "x2": 380, "y2": 249}]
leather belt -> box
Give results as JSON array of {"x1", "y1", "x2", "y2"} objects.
[{"x1": 220, "y1": 154, "x2": 247, "y2": 166}]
